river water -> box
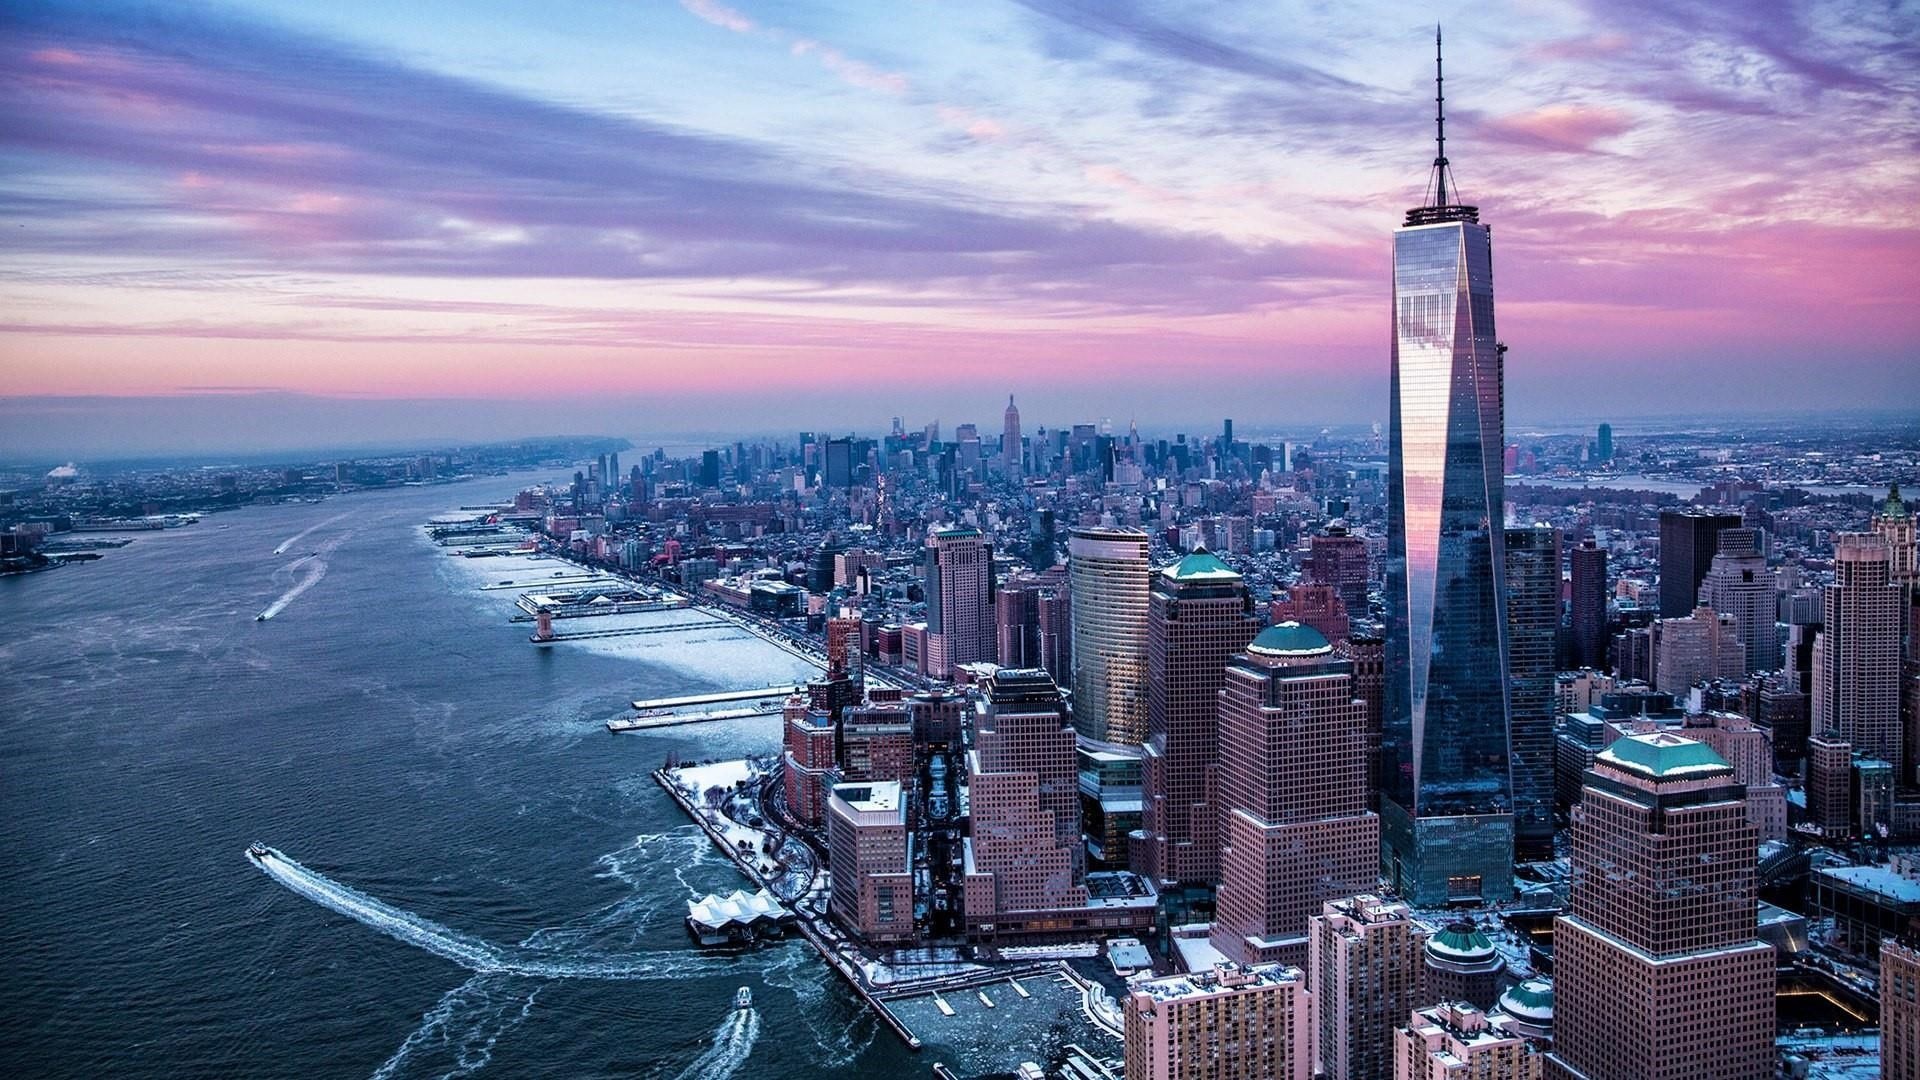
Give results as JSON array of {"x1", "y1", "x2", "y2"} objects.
[{"x1": 0, "y1": 475, "x2": 1041, "y2": 1079}]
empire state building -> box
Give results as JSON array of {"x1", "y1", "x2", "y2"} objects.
[{"x1": 1380, "y1": 29, "x2": 1515, "y2": 906}]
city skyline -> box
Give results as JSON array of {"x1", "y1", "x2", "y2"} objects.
[{"x1": 4, "y1": 0, "x2": 1918, "y2": 458}]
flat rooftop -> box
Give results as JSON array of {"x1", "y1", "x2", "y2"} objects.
[{"x1": 833, "y1": 780, "x2": 903, "y2": 813}]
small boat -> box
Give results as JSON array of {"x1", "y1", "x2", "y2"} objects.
[
  {"x1": 735, "y1": 986, "x2": 752, "y2": 1010},
  {"x1": 255, "y1": 613, "x2": 268, "y2": 622},
  {"x1": 247, "y1": 843, "x2": 269, "y2": 862}
]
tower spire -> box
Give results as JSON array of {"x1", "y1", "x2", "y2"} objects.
[
  {"x1": 1434, "y1": 25, "x2": 1447, "y2": 207},
  {"x1": 1407, "y1": 25, "x2": 1477, "y2": 226}
]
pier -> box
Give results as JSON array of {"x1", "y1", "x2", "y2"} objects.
[
  {"x1": 532, "y1": 619, "x2": 734, "y2": 644},
  {"x1": 631, "y1": 685, "x2": 801, "y2": 712},
  {"x1": 606, "y1": 705, "x2": 783, "y2": 732}
]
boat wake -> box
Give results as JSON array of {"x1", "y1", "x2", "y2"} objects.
[
  {"x1": 250, "y1": 847, "x2": 671, "y2": 981},
  {"x1": 368, "y1": 972, "x2": 539, "y2": 1080},
  {"x1": 272, "y1": 513, "x2": 347, "y2": 556},
  {"x1": 257, "y1": 535, "x2": 348, "y2": 621},
  {"x1": 671, "y1": 1004, "x2": 760, "y2": 1080}
]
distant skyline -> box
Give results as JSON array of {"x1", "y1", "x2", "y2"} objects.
[{"x1": 3, "y1": 0, "x2": 1918, "y2": 448}]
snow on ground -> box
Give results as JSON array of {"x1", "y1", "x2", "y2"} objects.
[{"x1": 670, "y1": 760, "x2": 757, "y2": 793}]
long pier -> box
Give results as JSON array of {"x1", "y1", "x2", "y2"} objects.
[
  {"x1": 631, "y1": 685, "x2": 801, "y2": 711},
  {"x1": 537, "y1": 620, "x2": 733, "y2": 643}
]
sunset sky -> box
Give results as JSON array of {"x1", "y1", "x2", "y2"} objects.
[{"x1": 2, "y1": 0, "x2": 1917, "y2": 454}]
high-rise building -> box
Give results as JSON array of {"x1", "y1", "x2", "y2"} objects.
[
  {"x1": 1658, "y1": 508, "x2": 1742, "y2": 619},
  {"x1": 1382, "y1": 36, "x2": 1513, "y2": 906},
  {"x1": 1306, "y1": 525, "x2": 1371, "y2": 616},
  {"x1": 1003, "y1": 394, "x2": 1022, "y2": 481},
  {"x1": 1653, "y1": 605, "x2": 1745, "y2": 695},
  {"x1": 824, "y1": 437, "x2": 855, "y2": 489},
  {"x1": 963, "y1": 669, "x2": 1087, "y2": 933},
  {"x1": 1874, "y1": 482, "x2": 1916, "y2": 587},
  {"x1": 1211, "y1": 623, "x2": 1380, "y2": 966},
  {"x1": 1421, "y1": 921, "x2": 1507, "y2": 1011},
  {"x1": 782, "y1": 696, "x2": 837, "y2": 827},
  {"x1": 1505, "y1": 525, "x2": 1559, "y2": 859},
  {"x1": 840, "y1": 704, "x2": 913, "y2": 787},
  {"x1": 1815, "y1": 533, "x2": 1903, "y2": 769},
  {"x1": 1594, "y1": 422, "x2": 1612, "y2": 464},
  {"x1": 1806, "y1": 730, "x2": 1855, "y2": 837},
  {"x1": 1269, "y1": 583, "x2": 1349, "y2": 644},
  {"x1": 826, "y1": 611, "x2": 865, "y2": 689},
  {"x1": 1123, "y1": 962, "x2": 1310, "y2": 1080},
  {"x1": 924, "y1": 527, "x2": 994, "y2": 679},
  {"x1": 1069, "y1": 526, "x2": 1152, "y2": 744},
  {"x1": 996, "y1": 567, "x2": 1067, "y2": 673},
  {"x1": 826, "y1": 781, "x2": 914, "y2": 942},
  {"x1": 1395, "y1": 1002, "x2": 1545, "y2": 1080},
  {"x1": 1139, "y1": 550, "x2": 1260, "y2": 887},
  {"x1": 1698, "y1": 528, "x2": 1778, "y2": 674},
  {"x1": 1308, "y1": 894, "x2": 1431, "y2": 1080},
  {"x1": 1337, "y1": 635, "x2": 1387, "y2": 805},
  {"x1": 1883, "y1": 939, "x2": 1920, "y2": 1080},
  {"x1": 1569, "y1": 538, "x2": 1609, "y2": 670},
  {"x1": 1546, "y1": 731, "x2": 1772, "y2": 1080}
]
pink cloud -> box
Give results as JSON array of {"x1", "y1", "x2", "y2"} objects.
[
  {"x1": 679, "y1": 0, "x2": 755, "y2": 34},
  {"x1": 1483, "y1": 105, "x2": 1633, "y2": 153},
  {"x1": 791, "y1": 39, "x2": 909, "y2": 95},
  {"x1": 1528, "y1": 33, "x2": 1632, "y2": 62},
  {"x1": 938, "y1": 106, "x2": 1006, "y2": 141}
]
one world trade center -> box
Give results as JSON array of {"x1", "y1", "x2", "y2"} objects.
[{"x1": 1381, "y1": 29, "x2": 1514, "y2": 906}]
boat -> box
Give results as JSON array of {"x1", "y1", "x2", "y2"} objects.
[
  {"x1": 735, "y1": 986, "x2": 752, "y2": 1010},
  {"x1": 255, "y1": 613, "x2": 268, "y2": 622},
  {"x1": 247, "y1": 843, "x2": 269, "y2": 862}
]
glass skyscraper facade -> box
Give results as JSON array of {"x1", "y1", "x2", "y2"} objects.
[{"x1": 1381, "y1": 99, "x2": 1514, "y2": 902}]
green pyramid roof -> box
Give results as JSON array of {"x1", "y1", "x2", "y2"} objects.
[
  {"x1": 1161, "y1": 547, "x2": 1241, "y2": 582},
  {"x1": 1883, "y1": 481, "x2": 1909, "y2": 520},
  {"x1": 1427, "y1": 923, "x2": 1496, "y2": 961},
  {"x1": 1247, "y1": 621, "x2": 1331, "y2": 657},
  {"x1": 1598, "y1": 731, "x2": 1728, "y2": 778}
]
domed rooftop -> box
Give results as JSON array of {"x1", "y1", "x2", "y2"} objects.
[
  {"x1": 1247, "y1": 621, "x2": 1331, "y2": 657},
  {"x1": 1161, "y1": 547, "x2": 1241, "y2": 582},
  {"x1": 1425, "y1": 922, "x2": 1496, "y2": 963},
  {"x1": 1497, "y1": 977, "x2": 1553, "y2": 1023}
]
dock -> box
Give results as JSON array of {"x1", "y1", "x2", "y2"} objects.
[
  {"x1": 536, "y1": 619, "x2": 734, "y2": 643},
  {"x1": 632, "y1": 685, "x2": 801, "y2": 712},
  {"x1": 606, "y1": 706, "x2": 783, "y2": 732}
]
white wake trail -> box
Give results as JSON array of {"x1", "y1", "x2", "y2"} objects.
[
  {"x1": 250, "y1": 848, "x2": 669, "y2": 981},
  {"x1": 257, "y1": 534, "x2": 349, "y2": 620},
  {"x1": 273, "y1": 513, "x2": 348, "y2": 555},
  {"x1": 672, "y1": 1006, "x2": 761, "y2": 1080}
]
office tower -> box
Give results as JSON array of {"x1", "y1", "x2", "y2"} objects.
[
  {"x1": 826, "y1": 611, "x2": 864, "y2": 689},
  {"x1": 1003, "y1": 394, "x2": 1022, "y2": 481},
  {"x1": 1421, "y1": 921, "x2": 1507, "y2": 1010},
  {"x1": 1382, "y1": 35, "x2": 1513, "y2": 906},
  {"x1": 1038, "y1": 585, "x2": 1073, "y2": 686},
  {"x1": 1876, "y1": 483, "x2": 1916, "y2": 586},
  {"x1": 1123, "y1": 962, "x2": 1310, "y2": 1080},
  {"x1": 1653, "y1": 605, "x2": 1745, "y2": 695},
  {"x1": 1594, "y1": 422, "x2": 1612, "y2": 464},
  {"x1": 1337, "y1": 635, "x2": 1387, "y2": 805},
  {"x1": 1680, "y1": 710, "x2": 1787, "y2": 840},
  {"x1": 1505, "y1": 525, "x2": 1559, "y2": 859},
  {"x1": 1752, "y1": 670, "x2": 1811, "y2": 774},
  {"x1": 1079, "y1": 737, "x2": 1144, "y2": 869},
  {"x1": 1306, "y1": 524, "x2": 1371, "y2": 615},
  {"x1": 1068, "y1": 526, "x2": 1152, "y2": 744},
  {"x1": 1884, "y1": 940, "x2": 1920, "y2": 1080},
  {"x1": 996, "y1": 568, "x2": 1067, "y2": 672},
  {"x1": 1547, "y1": 732, "x2": 1772, "y2": 1080},
  {"x1": 699, "y1": 448, "x2": 721, "y2": 488},
  {"x1": 1815, "y1": 534, "x2": 1903, "y2": 768},
  {"x1": 807, "y1": 539, "x2": 839, "y2": 595},
  {"x1": 1395, "y1": 1002, "x2": 1544, "y2": 1080},
  {"x1": 1213, "y1": 624, "x2": 1380, "y2": 966},
  {"x1": 924, "y1": 527, "x2": 994, "y2": 679},
  {"x1": 1140, "y1": 550, "x2": 1261, "y2": 887},
  {"x1": 963, "y1": 669, "x2": 1086, "y2": 932},
  {"x1": 1698, "y1": 528, "x2": 1778, "y2": 674},
  {"x1": 826, "y1": 781, "x2": 914, "y2": 942},
  {"x1": 781, "y1": 697, "x2": 836, "y2": 827},
  {"x1": 1269, "y1": 583, "x2": 1349, "y2": 644},
  {"x1": 1029, "y1": 508, "x2": 1058, "y2": 569},
  {"x1": 1569, "y1": 538, "x2": 1609, "y2": 670},
  {"x1": 1308, "y1": 895, "x2": 1431, "y2": 1080},
  {"x1": 840, "y1": 704, "x2": 913, "y2": 786},
  {"x1": 1806, "y1": 730, "x2": 1854, "y2": 837},
  {"x1": 824, "y1": 436, "x2": 854, "y2": 489},
  {"x1": 1658, "y1": 508, "x2": 1742, "y2": 618}
]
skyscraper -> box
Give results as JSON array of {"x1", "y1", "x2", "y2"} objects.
[
  {"x1": 963, "y1": 669, "x2": 1086, "y2": 933},
  {"x1": 1874, "y1": 482, "x2": 1916, "y2": 587},
  {"x1": 1657, "y1": 508, "x2": 1742, "y2": 618},
  {"x1": 1569, "y1": 538, "x2": 1609, "y2": 670},
  {"x1": 1305, "y1": 525, "x2": 1370, "y2": 616},
  {"x1": 1308, "y1": 895, "x2": 1431, "y2": 1080},
  {"x1": 1547, "y1": 732, "x2": 1772, "y2": 1080},
  {"x1": 1123, "y1": 962, "x2": 1311, "y2": 1080},
  {"x1": 1698, "y1": 527, "x2": 1778, "y2": 674},
  {"x1": 1594, "y1": 421, "x2": 1612, "y2": 464},
  {"x1": 1003, "y1": 394, "x2": 1022, "y2": 481},
  {"x1": 826, "y1": 781, "x2": 914, "y2": 942},
  {"x1": 924, "y1": 527, "x2": 994, "y2": 679},
  {"x1": 1211, "y1": 624, "x2": 1380, "y2": 967},
  {"x1": 1139, "y1": 550, "x2": 1261, "y2": 887},
  {"x1": 1814, "y1": 533, "x2": 1902, "y2": 768},
  {"x1": 1382, "y1": 33, "x2": 1514, "y2": 906},
  {"x1": 1504, "y1": 524, "x2": 1559, "y2": 859},
  {"x1": 1069, "y1": 526, "x2": 1152, "y2": 744}
]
